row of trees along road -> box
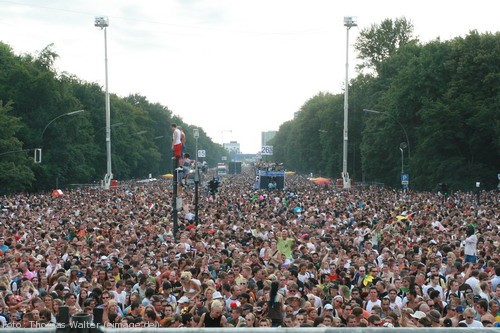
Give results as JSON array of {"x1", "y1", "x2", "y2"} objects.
[
  {"x1": 1, "y1": 18, "x2": 499, "y2": 193},
  {"x1": 0, "y1": 43, "x2": 227, "y2": 194},
  {"x1": 271, "y1": 18, "x2": 500, "y2": 191}
]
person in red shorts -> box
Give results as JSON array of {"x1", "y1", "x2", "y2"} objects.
[{"x1": 171, "y1": 123, "x2": 182, "y2": 167}]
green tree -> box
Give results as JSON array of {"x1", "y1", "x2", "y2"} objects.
[
  {"x1": 360, "y1": 31, "x2": 500, "y2": 189},
  {"x1": 272, "y1": 92, "x2": 344, "y2": 177},
  {"x1": 354, "y1": 17, "x2": 417, "y2": 73},
  {"x1": 0, "y1": 101, "x2": 35, "y2": 193}
]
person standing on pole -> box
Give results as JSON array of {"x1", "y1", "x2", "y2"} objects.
[{"x1": 171, "y1": 124, "x2": 182, "y2": 168}]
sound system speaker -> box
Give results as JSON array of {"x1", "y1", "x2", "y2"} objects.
[
  {"x1": 228, "y1": 162, "x2": 242, "y2": 174},
  {"x1": 258, "y1": 170, "x2": 284, "y2": 189},
  {"x1": 57, "y1": 305, "x2": 70, "y2": 325},
  {"x1": 93, "y1": 307, "x2": 104, "y2": 325}
]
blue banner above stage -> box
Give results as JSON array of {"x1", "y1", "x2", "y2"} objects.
[{"x1": 258, "y1": 170, "x2": 285, "y2": 177}]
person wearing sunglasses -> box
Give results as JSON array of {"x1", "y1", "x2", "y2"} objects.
[{"x1": 458, "y1": 307, "x2": 484, "y2": 327}]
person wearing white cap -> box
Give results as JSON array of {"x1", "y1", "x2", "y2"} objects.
[
  {"x1": 177, "y1": 296, "x2": 190, "y2": 303},
  {"x1": 323, "y1": 303, "x2": 335, "y2": 318},
  {"x1": 175, "y1": 296, "x2": 191, "y2": 315},
  {"x1": 100, "y1": 255, "x2": 110, "y2": 269},
  {"x1": 212, "y1": 291, "x2": 223, "y2": 300}
]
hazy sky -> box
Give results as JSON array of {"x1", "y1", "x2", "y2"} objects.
[{"x1": 1, "y1": 0, "x2": 498, "y2": 153}]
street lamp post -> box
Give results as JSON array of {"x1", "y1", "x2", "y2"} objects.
[
  {"x1": 41, "y1": 109, "x2": 86, "y2": 139},
  {"x1": 95, "y1": 16, "x2": 112, "y2": 190},
  {"x1": 399, "y1": 142, "x2": 408, "y2": 192},
  {"x1": 363, "y1": 109, "x2": 411, "y2": 159},
  {"x1": 41, "y1": 109, "x2": 86, "y2": 189},
  {"x1": 193, "y1": 129, "x2": 200, "y2": 224},
  {"x1": 342, "y1": 16, "x2": 357, "y2": 189},
  {"x1": 364, "y1": 109, "x2": 411, "y2": 189},
  {"x1": 399, "y1": 142, "x2": 407, "y2": 176}
]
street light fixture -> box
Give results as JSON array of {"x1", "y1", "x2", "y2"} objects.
[
  {"x1": 40, "y1": 109, "x2": 85, "y2": 188},
  {"x1": 95, "y1": 16, "x2": 112, "y2": 190},
  {"x1": 363, "y1": 109, "x2": 411, "y2": 159},
  {"x1": 342, "y1": 16, "x2": 357, "y2": 189},
  {"x1": 41, "y1": 109, "x2": 86, "y2": 139}
]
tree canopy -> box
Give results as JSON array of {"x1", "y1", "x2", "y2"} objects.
[
  {"x1": 0, "y1": 42, "x2": 227, "y2": 194},
  {"x1": 273, "y1": 21, "x2": 499, "y2": 190},
  {"x1": 354, "y1": 17, "x2": 417, "y2": 73},
  {"x1": 1, "y1": 19, "x2": 499, "y2": 193}
]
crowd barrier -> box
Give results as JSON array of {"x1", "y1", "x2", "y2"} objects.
[
  {"x1": 4, "y1": 326, "x2": 499, "y2": 332},
  {"x1": 99, "y1": 329, "x2": 499, "y2": 333}
]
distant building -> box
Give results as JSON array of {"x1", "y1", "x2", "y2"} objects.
[
  {"x1": 223, "y1": 141, "x2": 241, "y2": 161},
  {"x1": 261, "y1": 131, "x2": 277, "y2": 147},
  {"x1": 223, "y1": 141, "x2": 240, "y2": 154}
]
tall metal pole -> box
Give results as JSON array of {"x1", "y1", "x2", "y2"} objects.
[
  {"x1": 193, "y1": 129, "x2": 200, "y2": 224},
  {"x1": 400, "y1": 147, "x2": 404, "y2": 175},
  {"x1": 95, "y1": 16, "x2": 112, "y2": 189},
  {"x1": 342, "y1": 17, "x2": 357, "y2": 189},
  {"x1": 172, "y1": 157, "x2": 178, "y2": 240},
  {"x1": 104, "y1": 26, "x2": 112, "y2": 189}
]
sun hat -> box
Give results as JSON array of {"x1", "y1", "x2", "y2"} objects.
[
  {"x1": 212, "y1": 291, "x2": 223, "y2": 299},
  {"x1": 410, "y1": 311, "x2": 426, "y2": 319}
]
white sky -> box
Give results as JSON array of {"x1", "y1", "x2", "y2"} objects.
[{"x1": 1, "y1": 0, "x2": 498, "y2": 154}]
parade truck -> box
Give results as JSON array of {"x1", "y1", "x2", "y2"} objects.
[{"x1": 217, "y1": 163, "x2": 227, "y2": 176}]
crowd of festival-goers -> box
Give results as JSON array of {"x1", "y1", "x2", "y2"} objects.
[{"x1": 0, "y1": 166, "x2": 499, "y2": 328}]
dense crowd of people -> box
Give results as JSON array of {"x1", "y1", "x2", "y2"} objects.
[{"x1": 0, "y1": 166, "x2": 499, "y2": 329}]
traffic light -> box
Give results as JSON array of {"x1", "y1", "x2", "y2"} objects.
[
  {"x1": 209, "y1": 178, "x2": 220, "y2": 195},
  {"x1": 34, "y1": 148, "x2": 42, "y2": 163},
  {"x1": 438, "y1": 183, "x2": 449, "y2": 196}
]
